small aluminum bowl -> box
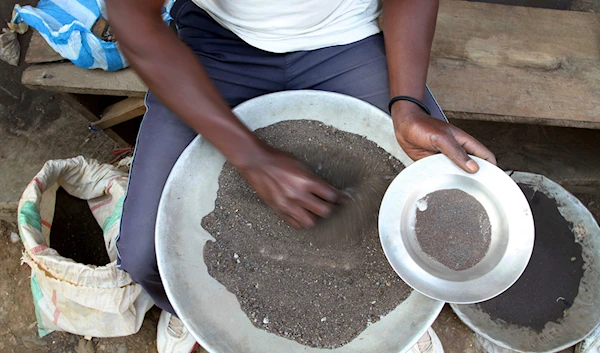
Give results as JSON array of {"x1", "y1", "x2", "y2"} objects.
[{"x1": 379, "y1": 154, "x2": 534, "y2": 304}]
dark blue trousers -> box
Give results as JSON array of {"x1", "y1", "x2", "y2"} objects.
[{"x1": 117, "y1": 0, "x2": 446, "y2": 315}]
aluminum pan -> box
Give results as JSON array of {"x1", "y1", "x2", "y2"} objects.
[
  {"x1": 379, "y1": 154, "x2": 535, "y2": 304},
  {"x1": 451, "y1": 172, "x2": 600, "y2": 352},
  {"x1": 156, "y1": 91, "x2": 444, "y2": 353}
]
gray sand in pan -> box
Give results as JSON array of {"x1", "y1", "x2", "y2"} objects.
[
  {"x1": 202, "y1": 120, "x2": 412, "y2": 348},
  {"x1": 476, "y1": 184, "x2": 584, "y2": 332},
  {"x1": 415, "y1": 189, "x2": 492, "y2": 271}
]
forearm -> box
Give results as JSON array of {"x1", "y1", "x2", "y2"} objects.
[
  {"x1": 382, "y1": 0, "x2": 495, "y2": 171},
  {"x1": 383, "y1": 0, "x2": 439, "y2": 103},
  {"x1": 107, "y1": 0, "x2": 265, "y2": 168}
]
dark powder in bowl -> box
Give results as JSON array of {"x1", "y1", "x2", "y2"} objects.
[
  {"x1": 476, "y1": 184, "x2": 584, "y2": 332},
  {"x1": 415, "y1": 189, "x2": 492, "y2": 271},
  {"x1": 51, "y1": 187, "x2": 110, "y2": 266},
  {"x1": 202, "y1": 120, "x2": 412, "y2": 349}
]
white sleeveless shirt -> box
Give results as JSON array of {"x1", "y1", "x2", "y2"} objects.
[{"x1": 190, "y1": 0, "x2": 382, "y2": 53}]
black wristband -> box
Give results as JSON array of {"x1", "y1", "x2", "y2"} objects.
[{"x1": 388, "y1": 96, "x2": 431, "y2": 116}]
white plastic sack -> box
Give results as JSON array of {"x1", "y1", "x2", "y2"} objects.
[
  {"x1": 1, "y1": 10, "x2": 29, "y2": 66},
  {"x1": 0, "y1": 29, "x2": 19, "y2": 66},
  {"x1": 18, "y1": 156, "x2": 153, "y2": 337}
]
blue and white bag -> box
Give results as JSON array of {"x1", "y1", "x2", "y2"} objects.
[{"x1": 14, "y1": 0, "x2": 174, "y2": 71}]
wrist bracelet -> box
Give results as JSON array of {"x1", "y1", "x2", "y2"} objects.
[{"x1": 388, "y1": 96, "x2": 431, "y2": 116}]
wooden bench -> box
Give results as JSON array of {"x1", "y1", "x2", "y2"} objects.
[
  {"x1": 21, "y1": 0, "x2": 600, "y2": 146},
  {"x1": 430, "y1": 1, "x2": 600, "y2": 129},
  {"x1": 23, "y1": 32, "x2": 147, "y2": 147}
]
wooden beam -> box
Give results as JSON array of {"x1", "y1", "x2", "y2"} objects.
[
  {"x1": 91, "y1": 17, "x2": 109, "y2": 38},
  {"x1": 446, "y1": 111, "x2": 600, "y2": 130},
  {"x1": 22, "y1": 63, "x2": 147, "y2": 97},
  {"x1": 428, "y1": 1, "x2": 600, "y2": 128},
  {"x1": 20, "y1": 2, "x2": 600, "y2": 129},
  {"x1": 25, "y1": 31, "x2": 64, "y2": 64},
  {"x1": 91, "y1": 97, "x2": 146, "y2": 130},
  {"x1": 59, "y1": 93, "x2": 129, "y2": 147}
]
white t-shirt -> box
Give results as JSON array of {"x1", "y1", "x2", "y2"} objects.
[{"x1": 190, "y1": 0, "x2": 382, "y2": 53}]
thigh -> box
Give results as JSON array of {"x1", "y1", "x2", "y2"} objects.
[
  {"x1": 117, "y1": 92, "x2": 197, "y2": 273},
  {"x1": 287, "y1": 33, "x2": 446, "y2": 121},
  {"x1": 287, "y1": 34, "x2": 389, "y2": 111},
  {"x1": 174, "y1": 0, "x2": 285, "y2": 107}
]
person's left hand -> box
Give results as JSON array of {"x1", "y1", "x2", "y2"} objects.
[{"x1": 391, "y1": 101, "x2": 497, "y2": 173}]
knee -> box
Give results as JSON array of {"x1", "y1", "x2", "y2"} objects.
[
  {"x1": 117, "y1": 225, "x2": 158, "y2": 286},
  {"x1": 119, "y1": 250, "x2": 156, "y2": 287},
  {"x1": 119, "y1": 251, "x2": 158, "y2": 286}
]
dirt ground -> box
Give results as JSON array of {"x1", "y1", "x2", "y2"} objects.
[{"x1": 0, "y1": 0, "x2": 154, "y2": 350}]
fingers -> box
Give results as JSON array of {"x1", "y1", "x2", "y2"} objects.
[
  {"x1": 431, "y1": 132, "x2": 479, "y2": 174},
  {"x1": 251, "y1": 162, "x2": 342, "y2": 228},
  {"x1": 298, "y1": 193, "x2": 336, "y2": 218},
  {"x1": 403, "y1": 148, "x2": 437, "y2": 163},
  {"x1": 280, "y1": 205, "x2": 318, "y2": 229},
  {"x1": 454, "y1": 130, "x2": 497, "y2": 166},
  {"x1": 280, "y1": 183, "x2": 338, "y2": 228},
  {"x1": 396, "y1": 113, "x2": 496, "y2": 173},
  {"x1": 309, "y1": 177, "x2": 344, "y2": 204},
  {"x1": 432, "y1": 128, "x2": 497, "y2": 174},
  {"x1": 277, "y1": 177, "x2": 340, "y2": 228},
  {"x1": 278, "y1": 213, "x2": 302, "y2": 229}
]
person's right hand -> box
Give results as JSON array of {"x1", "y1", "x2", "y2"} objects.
[
  {"x1": 236, "y1": 147, "x2": 344, "y2": 229},
  {"x1": 392, "y1": 101, "x2": 497, "y2": 173}
]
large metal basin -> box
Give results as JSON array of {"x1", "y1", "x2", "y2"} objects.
[
  {"x1": 156, "y1": 91, "x2": 444, "y2": 353},
  {"x1": 451, "y1": 172, "x2": 600, "y2": 352}
]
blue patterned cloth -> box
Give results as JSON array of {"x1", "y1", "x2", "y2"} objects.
[{"x1": 14, "y1": 0, "x2": 174, "y2": 71}]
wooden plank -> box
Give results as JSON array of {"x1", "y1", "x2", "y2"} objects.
[
  {"x1": 91, "y1": 97, "x2": 146, "y2": 130},
  {"x1": 428, "y1": 1, "x2": 600, "y2": 128},
  {"x1": 447, "y1": 111, "x2": 600, "y2": 130},
  {"x1": 22, "y1": 63, "x2": 147, "y2": 97},
  {"x1": 59, "y1": 93, "x2": 130, "y2": 147},
  {"x1": 91, "y1": 17, "x2": 109, "y2": 38},
  {"x1": 25, "y1": 31, "x2": 64, "y2": 64},
  {"x1": 21, "y1": 2, "x2": 600, "y2": 129}
]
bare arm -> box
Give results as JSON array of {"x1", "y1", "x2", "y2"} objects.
[
  {"x1": 383, "y1": 0, "x2": 496, "y2": 172},
  {"x1": 107, "y1": 0, "x2": 261, "y2": 167},
  {"x1": 107, "y1": 0, "x2": 342, "y2": 227}
]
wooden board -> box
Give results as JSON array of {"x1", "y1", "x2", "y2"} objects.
[
  {"x1": 91, "y1": 97, "x2": 146, "y2": 130},
  {"x1": 25, "y1": 31, "x2": 64, "y2": 64},
  {"x1": 20, "y1": 1, "x2": 600, "y2": 129},
  {"x1": 429, "y1": 1, "x2": 600, "y2": 128},
  {"x1": 22, "y1": 63, "x2": 147, "y2": 97}
]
